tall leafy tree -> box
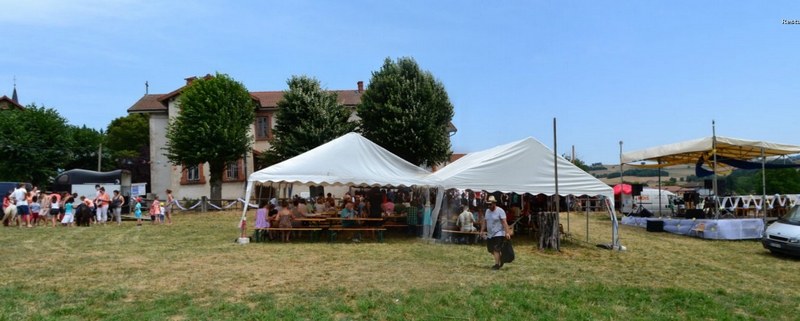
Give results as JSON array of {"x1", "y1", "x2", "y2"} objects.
[
  {"x1": 0, "y1": 104, "x2": 73, "y2": 187},
  {"x1": 107, "y1": 113, "x2": 151, "y2": 186},
  {"x1": 757, "y1": 168, "x2": 800, "y2": 195},
  {"x1": 164, "y1": 72, "x2": 255, "y2": 202},
  {"x1": 357, "y1": 57, "x2": 454, "y2": 166},
  {"x1": 562, "y1": 154, "x2": 590, "y2": 172},
  {"x1": 63, "y1": 125, "x2": 114, "y2": 172},
  {"x1": 263, "y1": 75, "x2": 357, "y2": 166},
  {"x1": 107, "y1": 113, "x2": 149, "y2": 159}
]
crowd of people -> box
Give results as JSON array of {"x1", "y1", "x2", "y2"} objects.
[{"x1": 2, "y1": 184, "x2": 175, "y2": 227}]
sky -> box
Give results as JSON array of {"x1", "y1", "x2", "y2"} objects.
[{"x1": 2, "y1": 1, "x2": 799, "y2": 165}]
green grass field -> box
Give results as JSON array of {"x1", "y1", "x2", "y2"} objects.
[{"x1": 1, "y1": 210, "x2": 798, "y2": 320}]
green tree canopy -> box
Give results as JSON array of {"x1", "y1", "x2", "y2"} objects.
[
  {"x1": 263, "y1": 75, "x2": 357, "y2": 166},
  {"x1": 63, "y1": 125, "x2": 114, "y2": 172},
  {"x1": 562, "y1": 154, "x2": 589, "y2": 172},
  {"x1": 0, "y1": 104, "x2": 73, "y2": 187},
  {"x1": 756, "y1": 168, "x2": 800, "y2": 195},
  {"x1": 357, "y1": 57, "x2": 454, "y2": 166},
  {"x1": 164, "y1": 72, "x2": 256, "y2": 201},
  {"x1": 107, "y1": 113, "x2": 151, "y2": 186},
  {"x1": 107, "y1": 113, "x2": 149, "y2": 159}
]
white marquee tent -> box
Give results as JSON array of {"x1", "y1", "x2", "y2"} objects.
[
  {"x1": 239, "y1": 132, "x2": 435, "y2": 225},
  {"x1": 428, "y1": 136, "x2": 618, "y2": 246},
  {"x1": 430, "y1": 137, "x2": 615, "y2": 200}
]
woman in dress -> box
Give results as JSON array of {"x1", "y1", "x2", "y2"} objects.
[{"x1": 276, "y1": 200, "x2": 295, "y2": 243}]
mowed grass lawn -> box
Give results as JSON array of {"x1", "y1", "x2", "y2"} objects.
[{"x1": 1, "y1": 210, "x2": 799, "y2": 321}]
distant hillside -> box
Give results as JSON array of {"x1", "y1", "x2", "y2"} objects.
[{"x1": 591, "y1": 164, "x2": 697, "y2": 186}]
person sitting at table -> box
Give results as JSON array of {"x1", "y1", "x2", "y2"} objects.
[
  {"x1": 254, "y1": 201, "x2": 270, "y2": 240},
  {"x1": 255, "y1": 201, "x2": 269, "y2": 229},
  {"x1": 456, "y1": 205, "x2": 477, "y2": 244},
  {"x1": 276, "y1": 200, "x2": 295, "y2": 243},
  {"x1": 326, "y1": 193, "x2": 336, "y2": 209},
  {"x1": 382, "y1": 200, "x2": 395, "y2": 215},
  {"x1": 266, "y1": 203, "x2": 278, "y2": 240},
  {"x1": 405, "y1": 199, "x2": 420, "y2": 237},
  {"x1": 341, "y1": 202, "x2": 361, "y2": 242},
  {"x1": 297, "y1": 198, "x2": 310, "y2": 216},
  {"x1": 314, "y1": 195, "x2": 326, "y2": 213}
]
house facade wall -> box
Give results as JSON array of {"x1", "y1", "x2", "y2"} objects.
[{"x1": 149, "y1": 112, "x2": 172, "y2": 200}]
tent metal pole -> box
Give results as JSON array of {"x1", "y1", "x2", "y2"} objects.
[
  {"x1": 586, "y1": 199, "x2": 590, "y2": 243},
  {"x1": 619, "y1": 141, "x2": 624, "y2": 215},
  {"x1": 658, "y1": 157, "x2": 662, "y2": 217},
  {"x1": 553, "y1": 118, "x2": 560, "y2": 240},
  {"x1": 617, "y1": 141, "x2": 623, "y2": 244},
  {"x1": 712, "y1": 120, "x2": 719, "y2": 216},
  {"x1": 762, "y1": 147, "x2": 767, "y2": 230}
]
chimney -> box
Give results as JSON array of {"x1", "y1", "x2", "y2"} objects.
[
  {"x1": 357, "y1": 81, "x2": 364, "y2": 92},
  {"x1": 185, "y1": 76, "x2": 198, "y2": 86}
]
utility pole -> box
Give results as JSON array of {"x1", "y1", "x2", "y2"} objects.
[{"x1": 97, "y1": 144, "x2": 102, "y2": 172}]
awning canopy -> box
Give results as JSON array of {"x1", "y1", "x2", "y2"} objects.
[
  {"x1": 246, "y1": 132, "x2": 433, "y2": 187},
  {"x1": 621, "y1": 136, "x2": 800, "y2": 165},
  {"x1": 429, "y1": 136, "x2": 614, "y2": 199}
]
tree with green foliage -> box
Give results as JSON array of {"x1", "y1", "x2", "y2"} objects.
[
  {"x1": 562, "y1": 155, "x2": 589, "y2": 172},
  {"x1": 164, "y1": 73, "x2": 255, "y2": 202},
  {"x1": 262, "y1": 76, "x2": 357, "y2": 166},
  {"x1": 757, "y1": 168, "x2": 800, "y2": 195},
  {"x1": 0, "y1": 104, "x2": 73, "y2": 187},
  {"x1": 357, "y1": 57, "x2": 454, "y2": 166},
  {"x1": 63, "y1": 125, "x2": 115, "y2": 172},
  {"x1": 107, "y1": 113, "x2": 151, "y2": 186},
  {"x1": 107, "y1": 113, "x2": 149, "y2": 159}
]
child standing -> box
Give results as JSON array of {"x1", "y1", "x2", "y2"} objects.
[
  {"x1": 150, "y1": 196, "x2": 161, "y2": 225},
  {"x1": 61, "y1": 197, "x2": 75, "y2": 226},
  {"x1": 135, "y1": 197, "x2": 143, "y2": 226},
  {"x1": 30, "y1": 196, "x2": 41, "y2": 226},
  {"x1": 49, "y1": 194, "x2": 60, "y2": 227}
]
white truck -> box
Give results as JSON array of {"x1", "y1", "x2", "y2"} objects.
[{"x1": 620, "y1": 188, "x2": 677, "y2": 217}]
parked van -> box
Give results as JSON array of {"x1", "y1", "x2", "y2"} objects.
[
  {"x1": 762, "y1": 205, "x2": 800, "y2": 256},
  {"x1": 0, "y1": 182, "x2": 33, "y2": 195},
  {"x1": 620, "y1": 188, "x2": 676, "y2": 216}
]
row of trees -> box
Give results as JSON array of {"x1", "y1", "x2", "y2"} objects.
[
  {"x1": 165, "y1": 57, "x2": 455, "y2": 200},
  {"x1": 0, "y1": 105, "x2": 150, "y2": 188}
]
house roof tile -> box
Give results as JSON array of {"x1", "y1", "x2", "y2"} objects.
[
  {"x1": 251, "y1": 90, "x2": 362, "y2": 108},
  {"x1": 127, "y1": 94, "x2": 166, "y2": 113},
  {"x1": 0, "y1": 95, "x2": 25, "y2": 110}
]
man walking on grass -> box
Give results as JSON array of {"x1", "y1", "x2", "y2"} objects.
[{"x1": 480, "y1": 196, "x2": 511, "y2": 270}]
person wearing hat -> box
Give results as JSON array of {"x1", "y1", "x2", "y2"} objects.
[{"x1": 480, "y1": 195, "x2": 512, "y2": 270}]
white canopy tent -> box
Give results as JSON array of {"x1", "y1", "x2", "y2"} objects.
[
  {"x1": 239, "y1": 132, "x2": 435, "y2": 226},
  {"x1": 621, "y1": 134, "x2": 800, "y2": 227},
  {"x1": 428, "y1": 136, "x2": 618, "y2": 245},
  {"x1": 620, "y1": 135, "x2": 800, "y2": 165}
]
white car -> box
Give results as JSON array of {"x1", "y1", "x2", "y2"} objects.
[{"x1": 762, "y1": 205, "x2": 800, "y2": 256}]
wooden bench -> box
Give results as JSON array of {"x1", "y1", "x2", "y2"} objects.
[
  {"x1": 328, "y1": 227, "x2": 387, "y2": 243},
  {"x1": 441, "y1": 229, "x2": 482, "y2": 244},
  {"x1": 253, "y1": 227, "x2": 323, "y2": 243}
]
